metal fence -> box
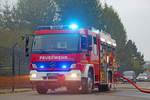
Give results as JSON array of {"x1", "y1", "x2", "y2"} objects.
[{"x1": 0, "y1": 46, "x2": 30, "y2": 76}]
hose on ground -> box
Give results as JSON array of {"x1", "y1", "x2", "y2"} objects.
[{"x1": 116, "y1": 73, "x2": 150, "y2": 93}]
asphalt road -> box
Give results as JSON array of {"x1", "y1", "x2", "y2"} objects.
[
  {"x1": 0, "y1": 88, "x2": 150, "y2": 100},
  {"x1": 0, "y1": 82, "x2": 150, "y2": 100},
  {"x1": 116, "y1": 82, "x2": 150, "y2": 89},
  {"x1": 114, "y1": 88, "x2": 150, "y2": 99}
]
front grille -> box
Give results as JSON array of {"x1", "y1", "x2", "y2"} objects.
[{"x1": 32, "y1": 61, "x2": 75, "y2": 69}]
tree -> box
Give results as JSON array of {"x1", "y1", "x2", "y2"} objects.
[
  {"x1": 55, "y1": 0, "x2": 102, "y2": 28},
  {"x1": 96, "y1": 4, "x2": 127, "y2": 66},
  {"x1": 0, "y1": 0, "x2": 145, "y2": 74},
  {"x1": 0, "y1": 3, "x2": 3, "y2": 29},
  {"x1": 0, "y1": 0, "x2": 58, "y2": 76},
  {"x1": 0, "y1": 2, "x2": 14, "y2": 30},
  {"x1": 123, "y1": 40, "x2": 145, "y2": 69},
  {"x1": 0, "y1": 0, "x2": 58, "y2": 47},
  {"x1": 55, "y1": 1, "x2": 145, "y2": 68},
  {"x1": 7, "y1": 0, "x2": 57, "y2": 31}
]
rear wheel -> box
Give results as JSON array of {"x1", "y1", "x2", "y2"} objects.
[
  {"x1": 106, "y1": 81, "x2": 112, "y2": 91},
  {"x1": 98, "y1": 84, "x2": 109, "y2": 92},
  {"x1": 98, "y1": 85, "x2": 104, "y2": 92},
  {"x1": 36, "y1": 86, "x2": 48, "y2": 94},
  {"x1": 106, "y1": 72, "x2": 112, "y2": 91}
]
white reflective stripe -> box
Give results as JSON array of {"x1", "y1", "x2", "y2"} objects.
[{"x1": 81, "y1": 64, "x2": 94, "y2": 78}]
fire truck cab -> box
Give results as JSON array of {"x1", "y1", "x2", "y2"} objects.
[{"x1": 28, "y1": 25, "x2": 117, "y2": 94}]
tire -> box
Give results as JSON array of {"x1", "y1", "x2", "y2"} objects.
[
  {"x1": 105, "y1": 84, "x2": 111, "y2": 91},
  {"x1": 98, "y1": 84, "x2": 108, "y2": 92},
  {"x1": 36, "y1": 86, "x2": 48, "y2": 94},
  {"x1": 67, "y1": 87, "x2": 79, "y2": 93},
  {"x1": 82, "y1": 72, "x2": 93, "y2": 93},
  {"x1": 98, "y1": 85, "x2": 104, "y2": 92},
  {"x1": 106, "y1": 81, "x2": 112, "y2": 91},
  {"x1": 106, "y1": 72, "x2": 112, "y2": 91}
]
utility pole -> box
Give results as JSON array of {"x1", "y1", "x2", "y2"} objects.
[
  {"x1": 12, "y1": 43, "x2": 17, "y2": 92},
  {"x1": 18, "y1": 56, "x2": 21, "y2": 76}
]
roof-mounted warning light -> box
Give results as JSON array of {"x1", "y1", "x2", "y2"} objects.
[
  {"x1": 37, "y1": 24, "x2": 79, "y2": 31},
  {"x1": 69, "y1": 24, "x2": 78, "y2": 29}
]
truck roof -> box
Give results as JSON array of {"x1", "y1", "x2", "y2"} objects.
[
  {"x1": 35, "y1": 29, "x2": 81, "y2": 35},
  {"x1": 35, "y1": 26, "x2": 116, "y2": 47}
]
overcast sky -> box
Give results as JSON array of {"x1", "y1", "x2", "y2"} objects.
[
  {"x1": 102, "y1": 0, "x2": 150, "y2": 61},
  {"x1": 1, "y1": 0, "x2": 150, "y2": 61}
]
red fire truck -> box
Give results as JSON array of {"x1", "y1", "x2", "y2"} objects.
[{"x1": 27, "y1": 25, "x2": 117, "y2": 94}]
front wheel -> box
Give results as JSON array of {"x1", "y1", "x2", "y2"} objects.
[
  {"x1": 81, "y1": 72, "x2": 93, "y2": 93},
  {"x1": 36, "y1": 86, "x2": 48, "y2": 94},
  {"x1": 67, "y1": 87, "x2": 79, "y2": 93},
  {"x1": 98, "y1": 85, "x2": 104, "y2": 92}
]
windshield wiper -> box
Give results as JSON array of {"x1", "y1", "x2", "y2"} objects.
[
  {"x1": 55, "y1": 48, "x2": 68, "y2": 51},
  {"x1": 32, "y1": 49, "x2": 49, "y2": 54}
]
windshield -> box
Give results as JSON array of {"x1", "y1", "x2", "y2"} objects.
[{"x1": 32, "y1": 33, "x2": 80, "y2": 54}]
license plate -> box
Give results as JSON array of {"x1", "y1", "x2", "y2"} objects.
[{"x1": 47, "y1": 73, "x2": 58, "y2": 77}]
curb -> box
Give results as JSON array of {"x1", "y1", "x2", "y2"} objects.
[{"x1": 0, "y1": 89, "x2": 33, "y2": 94}]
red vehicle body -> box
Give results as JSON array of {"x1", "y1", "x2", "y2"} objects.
[{"x1": 29, "y1": 26, "x2": 117, "y2": 94}]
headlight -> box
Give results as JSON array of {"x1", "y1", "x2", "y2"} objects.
[
  {"x1": 71, "y1": 73, "x2": 78, "y2": 78},
  {"x1": 65, "y1": 70, "x2": 81, "y2": 80},
  {"x1": 31, "y1": 73, "x2": 37, "y2": 78},
  {"x1": 145, "y1": 77, "x2": 148, "y2": 79}
]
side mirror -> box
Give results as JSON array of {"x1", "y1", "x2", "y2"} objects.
[
  {"x1": 25, "y1": 47, "x2": 29, "y2": 57},
  {"x1": 25, "y1": 36, "x2": 30, "y2": 57}
]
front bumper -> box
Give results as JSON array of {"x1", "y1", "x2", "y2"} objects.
[
  {"x1": 30, "y1": 70, "x2": 81, "y2": 87},
  {"x1": 31, "y1": 80, "x2": 81, "y2": 89}
]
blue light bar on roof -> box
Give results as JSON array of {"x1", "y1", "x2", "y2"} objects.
[
  {"x1": 37, "y1": 24, "x2": 79, "y2": 31},
  {"x1": 69, "y1": 24, "x2": 78, "y2": 29}
]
